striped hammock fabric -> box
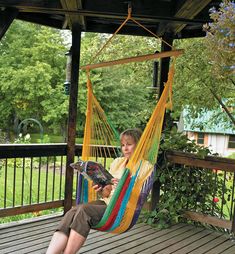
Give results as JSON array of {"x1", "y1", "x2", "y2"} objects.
[{"x1": 76, "y1": 58, "x2": 176, "y2": 234}]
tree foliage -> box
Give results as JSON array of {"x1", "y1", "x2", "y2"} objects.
[
  {"x1": 204, "y1": 0, "x2": 235, "y2": 80},
  {"x1": 79, "y1": 33, "x2": 160, "y2": 133},
  {"x1": 173, "y1": 23, "x2": 234, "y2": 127},
  {"x1": 0, "y1": 21, "x2": 68, "y2": 136},
  {"x1": 1, "y1": 9, "x2": 234, "y2": 141}
]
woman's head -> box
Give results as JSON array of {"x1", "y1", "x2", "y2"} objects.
[{"x1": 120, "y1": 128, "x2": 142, "y2": 159}]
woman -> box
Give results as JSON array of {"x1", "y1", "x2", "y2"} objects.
[{"x1": 46, "y1": 128, "x2": 142, "y2": 254}]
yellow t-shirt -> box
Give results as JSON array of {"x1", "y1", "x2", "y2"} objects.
[{"x1": 101, "y1": 157, "x2": 128, "y2": 205}]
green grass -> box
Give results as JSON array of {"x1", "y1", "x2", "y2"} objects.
[
  {"x1": 0, "y1": 157, "x2": 66, "y2": 223},
  {"x1": 29, "y1": 133, "x2": 83, "y2": 144}
]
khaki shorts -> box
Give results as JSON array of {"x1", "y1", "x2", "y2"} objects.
[{"x1": 56, "y1": 200, "x2": 107, "y2": 238}]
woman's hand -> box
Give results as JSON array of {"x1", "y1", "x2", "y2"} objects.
[
  {"x1": 92, "y1": 184, "x2": 102, "y2": 193},
  {"x1": 101, "y1": 185, "x2": 112, "y2": 198},
  {"x1": 111, "y1": 178, "x2": 119, "y2": 186},
  {"x1": 92, "y1": 184, "x2": 112, "y2": 198}
]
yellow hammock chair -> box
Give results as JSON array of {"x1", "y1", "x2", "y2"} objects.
[{"x1": 76, "y1": 8, "x2": 183, "y2": 234}]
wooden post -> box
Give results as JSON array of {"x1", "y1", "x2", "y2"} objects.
[
  {"x1": 159, "y1": 34, "x2": 174, "y2": 98},
  {"x1": 150, "y1": 165, "x2": 161, "y2": 211},
  {"x1": 64, "y1": 24, "x2": 81, "y2": 214},
  {"x1": 150, "y1": 34, "x2": 174, "y2": 211},
  {"x1": 0, "y1": 7, "x2": 18, "y2": 40},
  {"x1": 232, "y1": 198, "x2": 235, "y2": 234}
]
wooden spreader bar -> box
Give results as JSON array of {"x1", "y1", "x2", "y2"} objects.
[{"x1": 81, "y1": 49, "x2": 183, "y2": 70}]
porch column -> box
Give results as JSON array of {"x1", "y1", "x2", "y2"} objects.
[
  {"x1": 151, "y1": 33, "x2": 174, "y2": 211},
  {"x1": 64, "y1": 24, "x2": 82, "y2": 213},
  {"x1": 158, "y1": 33, "x2": 174, "y2": 97},
  {"x1": 0, "y1": 7, "x2": 18, "y2": 40}
]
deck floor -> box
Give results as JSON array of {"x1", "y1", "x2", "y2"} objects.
[{"x1": 0, "y1": 214, "x2": 235, "y2": 254}]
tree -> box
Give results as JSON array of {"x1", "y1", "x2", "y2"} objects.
[
  {"x1": 173, "y1": 34, "x2": 234, "y2": 128},
  {"x1": 0, "y1": 21, "x2": 68, "y2": 137},
  {"x1": 79, "y1": 33, "x2": 161, "y2": 132},
  {"x1": 204, "y1": 0, "x2": 235, "y2": 80}
]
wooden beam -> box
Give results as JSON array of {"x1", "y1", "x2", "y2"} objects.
[
  {"x1": 184, "y1": 211, "x2": 232, "y2": 230},
  {"x1": 168, "y1": 0, "x2": 213, "y2": 34},
  {"x1": 0, "y1": 4, "x2": 210, "y2": 25},
  {"x1": 0, "y1": 201, "x2": 63, "y2": 217},
  {"x1": 0, "y1": 7, "x2": 18, "y2": 40},
  {"x1": 64, "y1": 23, "x2": 82, "y2": 214},
  {"x1": 166, "y1": 150, "x2": 235, "y2": 172},
  {"x1": 60, "y1": 0, "x2": 86, "y2": 30},
  {"x1": 81, "y1": 49, "x2": 183, "y2": 70}
]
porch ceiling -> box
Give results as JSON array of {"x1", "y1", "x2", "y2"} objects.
[{"x1": 0, "y1": 0, "x2": 222, "y2": 39}]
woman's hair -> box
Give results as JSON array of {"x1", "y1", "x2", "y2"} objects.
[{"x1": 120, "y1": 128, "x2": 142, "y2": 144}]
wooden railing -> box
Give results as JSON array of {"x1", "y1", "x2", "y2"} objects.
[
  {"x1": 0, "y1": 144, "x2": 116, "y2": 218},
  {"x1": 165, "y1": 150, "x2": 235, "y2": 233},
  {"x1": 0, "y1": 144, "x2": 235, "y2": 234}
]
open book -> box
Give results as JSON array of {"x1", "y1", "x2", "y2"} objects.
[{"x1": 70, "y1": 159, "x2": 114, "y2": 188}]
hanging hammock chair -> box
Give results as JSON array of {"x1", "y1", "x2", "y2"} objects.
[{"x1": 76, "y1": 7, "x2": 183, "y2": 234}]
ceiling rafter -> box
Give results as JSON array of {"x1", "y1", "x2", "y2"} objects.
[
  {"x1": 0, "y1": 5, "x2": 210, "y2": 26},
  {"x1": 167, "y1": 0, "x2": 213, "y2": 34},
  {"x1": 60, "y1": 0, "x2": 86, "y2": 30},
  {"x1": 0, "y1": 1, "x2": 221, "y2": 39}
]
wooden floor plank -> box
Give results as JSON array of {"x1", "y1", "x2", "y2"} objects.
[
  {"x1": 84, "y1": 224, "x2": 151, "y2": 246},
  {"x1": 189, "y1": 234, "x2": 231, "y2": 254},
  {"x1": 133, "y1": 225, "x2": 203, "y2": 254},
  {"x1": 0, "y1": 215, "x2": 233, "y2": 254},
  {"x1": 156, "y1": 227, "x2": 207, "y2": 254},
  {"x1": 80, "y1": 227, "x2": 158, "y2": 253},
  {"x1": 222, "y1": 245, "x2": 235, "y2": 254},
  {"x1": 91, "y1": 224, "x2": 189, "y2": 254},
  {"x1": 205, "y1": 239, "x2": 235, "y2": 254},
  {"x1": 0, "y1": 222, "x2": 57, "y2": 243}
]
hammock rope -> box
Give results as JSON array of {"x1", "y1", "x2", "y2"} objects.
[{"x1": 90, "y1": 6, "x2": 174, "y2": 65}]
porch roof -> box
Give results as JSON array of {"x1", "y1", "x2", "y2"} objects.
[{"x1": 0, "y1": 0, "x2": 222, "y2": 39}]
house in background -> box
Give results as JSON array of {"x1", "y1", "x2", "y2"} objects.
[{"x1": 178, "y1": 109, "x2": 235, "y2": 157}]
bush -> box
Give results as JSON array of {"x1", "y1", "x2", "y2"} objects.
[{"x1": 142, "y1": 127, "x2": 227, "y2": 229}]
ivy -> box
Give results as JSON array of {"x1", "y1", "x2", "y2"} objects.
[{"x1": 142, "y1": 127, "x2": 229, "y2": 229}]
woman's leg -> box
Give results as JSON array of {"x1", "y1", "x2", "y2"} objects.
[
  {"x1": 46, "y1": 207, "x2": 78, "y2": 254},
  {"x1": 63, "y1": 229, "x2": 86, "y2": 254},
  {"x1": 46, "y1": 201, "x2": 106, "y2": 253},
  {"x1": 46, "y1": 231, "x2": 68, "y2": 254}
]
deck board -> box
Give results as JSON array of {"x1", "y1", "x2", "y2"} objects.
[{"x1": 0, "y1": 214, "x2": 234, "y2": 254}]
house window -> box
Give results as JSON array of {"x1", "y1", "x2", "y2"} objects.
[
  {"x1": 228, "y1": 135, "x2": 235, "y2": 149},
  {"x1": 197, "y1": 133, "x2": 204, "y2": 145}
]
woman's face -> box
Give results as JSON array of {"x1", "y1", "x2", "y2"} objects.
[{"x1": 121, "y1": 135, "x2": 137, "y2": 159}]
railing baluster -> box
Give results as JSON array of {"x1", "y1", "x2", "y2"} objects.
[
  {"x1": 230, "y1": 172, "x2": 235, "y2": 221},
  {"x1": 104, "y1": 157, "x2": 107, "y2": 168},
  {"x1": 21, "y1": 158, "x2": 25, "y2": 206},
  {"x1": 37, "y1": 157, "x2": 41, "y2": 203},
  {"x1": 4, "y1": 158, "x2": 7, "y2": 208},
  {"x1": 220, "y1": 171, "x2": 227, "y2": 218},
  {"x1": 59, "y1": 156, "x2": 63, "y2": 200},
  {"x1": 52, "y1": 156, "x2": 56, "y2": 201},
  {"x1": 29, "y1": 157, "x2": 33, "y2": 204},
  {"x1": 45, "y1": 157, "x2": 49, "y2": 202},
  {"x1": 13, "y1": 158, "x2": 16, "y2": 207},
  {"x1": 211, "y1": 170, "x2": 218, "y2": 215}
]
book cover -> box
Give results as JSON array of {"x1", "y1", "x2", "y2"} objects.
[{"x1": 70, "y1": 159, "x2": 114, "y2": 188}]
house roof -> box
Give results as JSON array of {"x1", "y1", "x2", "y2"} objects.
[
  {"x1": 181, "y1": 109, "x2": 235, "y2": 135},
  {"x1": 0, "y1": 0, "x2": 222, "y2": 39}
]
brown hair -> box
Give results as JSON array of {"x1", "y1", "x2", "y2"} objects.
[{"x1": 120, "y1": 128, "x2": 142, "y2": 144}]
